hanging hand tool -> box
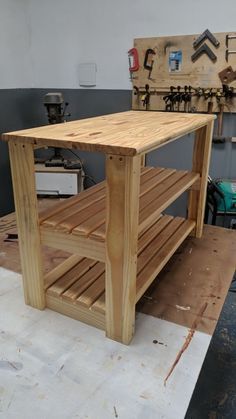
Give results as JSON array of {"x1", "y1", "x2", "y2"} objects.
[
  {"x1": 141, "y1": 84, "x2": 150, "y2": 110},
  {"x1": 225, "y1": 49, "x2": 236, "y2": 62},
  {"x1": 133, "y1": 85, "x2": 139, "y2": 95},
  {"x1": 202, "y1": 88, "x2": 214, "y2": 113},
  {"x1": 191, "y1": 43, "x2": 217, "y2": 62},
  {"x1": 215, "y1": 89, "x2": 223, "y2": 102},
  {"x1": 128, "y1": 48, "x2": 139, "y2": 79},
  {"x1": 212, "y1": 103, "x2": 231, "y2": 143},
  {"x1": 176, "y1": 86, "x2": 182, "y2": 112},
  {"x1": 182, "y1": 86, "x2": 189, "y2": 112},
  {"x1": 226, "y1": 34, "x2": 236, "y2": 48},
  {"x1": 143, "y1": 48, "x2": 156, "y2": 80},
  {"x1": 219, "y1": 66, "x2": 236, "y2": 84},
  {"x1": 193, "y1": 29, "x2": 220, "y2": 49},
  {"x1": 223, "y1": 84, "x2": 234, "y2": 99},
  {"x1": 185, "y1": 86, "x2": 192, "y2": 112},
  {"x1": 163, "y1": 86, "x2": 176, "y2": 112}
]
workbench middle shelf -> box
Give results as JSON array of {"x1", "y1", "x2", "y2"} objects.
[{"x1": 39, "y1": 165, "x2": 199, "y2": 249}]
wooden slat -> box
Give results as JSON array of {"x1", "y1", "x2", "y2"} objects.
[
  {"x1": 88, "y1": 222, "x2": 106, "y2": 242},
  {"x1": 39, "y1": 181, "x2": 105, "y2": 223},
  {"x1": 41, "y1": 188, "x2": 105, "y2": 230},
  {"x1": 62, "y1": 262, "x2": 105, "y2": 302},
  {"x1": 139, "y1": 166, "x2": 164, "y2": 186},
  {"x1": 91, "y1": 214, "x2": 172, "y2": 316},
  {"x1": 139, "y1": 171, "x2": 187, "y2": 212},
  {"x1": 136, "y1": 219, "x2": 196, "y2": 301},
  {"x1": 45, "y1": 216, "x2": 196, "y2": 319},
  {"x1": 8, "y1": 142, "x2": 45, "y2": 309},
  {"x1": 65, "y1": 166, "x2": 165, "y2": 238},
  {"x1": 47, "y1": 258, "x2": 97, "y2": 296},
  {"x1": 139, "y1": 168, "x2": 176, "y2": 196},
  {"x1": 72, "y1": 208, "x2": 106, "y2": 238},
  {"x1": 76, "y1": 274, "x2": 105, "y2": 308},
  {"x1": 44, "y1": 254, "x2": 83, "y2": 289},
  {"x1": 91, "y1": 292, "x2": 106, "y2": 315},
  {"x1": 137, "y1": 217, "x2": 185, "y2": 275},
  {"x1": 77, "y1": 169, "x2": 198, "y2": 241},
  {"x1": 55, "y1": 199, "x2": 105, "y2": 233},
  {"x1": 3, "y1": 111, "x2": 215, "y2": 156},
  {"x1": 40, "y1": 166, "x2": 154, "y2": 234},
  {"x1": 139, "y1": 172, "x2": 199, "y2": 232},
  {"x1": 138, "y1": 215, "x2": 173, "y2": 253}
]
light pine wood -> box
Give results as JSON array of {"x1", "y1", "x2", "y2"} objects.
[
  {"x1": 105, "y1": 154, "x2": 141, "y2": 344},
  {"x1": 136, "y1": 219, "x2": 195, "y2": 301},
  {"x1": 47, "y1": 258, "x2": 97, "y2": 297},
  {"x1": 76, "y1": 274, "x2": 105, "y2": 308},
  {"x1": 5, "y1": 111, "x2": 214, "y2": 345},
  {"x1": 91, "y1": 293, "x2": 105, "y2": 314},
  {"x1": 8, "y1": 142, "x2": 45, "y2": 309},
  {"x1": 44, "y1": 216, "x2": 195, "y2": 319},
  {"x1": 39, "y1": 181, "x2": 105, "y2": 222},
  {"x1": 46, "y1": 294, "x2": 105, "y2": 330},
  {"x1": 132, "y1": 32, "x2": 236, "y2": 113},
  {"x1": 40, "y1": 229, "x2": 105, "y2": 262},
  {"x1": 44, "y1": 254, "x2": 83, "y2": 290},
  {"x1": 141, "y1": 153, "x2": 146, "y2": 167},
  {"x1": 188, "y1": 121, "x2": 214, "y2": 237},
  {"x1": 62, "y1": 263, "x2": 104, "y2": 302},
  {"x1": 39, "y1": 167, "x2": 199, "y2": 246},
  {"x1": 2, "y1": 111, "x2": 215, "y2": 156}
]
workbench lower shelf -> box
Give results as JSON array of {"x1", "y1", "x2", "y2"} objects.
[{"x1": 44, "y1": 216, "x2": 195, "y2": 330}]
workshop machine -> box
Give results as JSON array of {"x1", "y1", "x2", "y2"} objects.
[
  {"x1": 205, "y1": 177, "x2": 236, "y2": 227},
  {"x1": 215, "y1": 179, "x2": 236, "y2": 213},
  {"x1": 34, "y1": 93, "x2": 86, "y2": 196},
  {"x1": 43, "y1": 92, "x2": 70, "y2": 167}
]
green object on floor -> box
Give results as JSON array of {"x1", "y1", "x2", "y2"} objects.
[{"x1": 216, "y1": 180, "x2": 236, "y2": 213}]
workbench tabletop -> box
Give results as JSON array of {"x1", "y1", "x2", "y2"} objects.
[{"x1": 2, "y1": 111, "x2": 215, "y2": 155}]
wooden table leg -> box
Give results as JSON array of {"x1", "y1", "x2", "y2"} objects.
[
  {"x1": 141, "y1": 153, "x2": 146, "y2": 167},
  {"x1": 188, "y1": 121, "x2": 214, "y2": 238},
  {"x1": 105, "y1": 154, "x2": 141, "y2": 344},
  {"x1": 8, "y1": 141, "x2": 45, "y2": 309}
]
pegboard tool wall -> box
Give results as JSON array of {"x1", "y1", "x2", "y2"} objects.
[{"x1": 131, "y1": 32, "x2": 236, "y2": 113}]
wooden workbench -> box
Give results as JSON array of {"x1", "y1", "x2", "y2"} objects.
[{"x1": 2, "y1": 110, "x2": 215, "y2": 344}]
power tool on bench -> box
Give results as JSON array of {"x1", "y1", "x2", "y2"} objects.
[
  {"x1": 213, "y1": 179, "x2": 236, "y2": 213},
  {"x1": 206, "y1": 177, "x2": 236, "y2": 226}
]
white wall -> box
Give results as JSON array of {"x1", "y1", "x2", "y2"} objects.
[
  {"x1": 27, "y1": 0, "x2": 236, "y2": 89},
  {"x1": 0, "y1": 0, "x2": 33, "y2": 88},
  {"x1": 1, "y1": 0, "x2": 236, "y2": 89}
]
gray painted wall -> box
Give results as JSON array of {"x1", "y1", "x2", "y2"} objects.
[
  {"x1": 0, "y1": 89, "x2": 131, "y2": 215},
  {"x1": 1, "y1": 88, "x2": 236, "y2": 221}
]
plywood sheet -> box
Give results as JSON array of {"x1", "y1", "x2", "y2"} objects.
[{"x1": 137, "y1": 225, "x2": 236, "y2": 335}]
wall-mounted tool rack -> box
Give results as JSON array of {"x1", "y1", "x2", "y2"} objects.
[{"x1": 131, "y1": 32, "x2": 236, "y2": 114}]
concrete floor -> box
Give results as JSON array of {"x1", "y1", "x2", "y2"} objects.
[
  {"x1": 186, "y1": 286, "x2": 236, "y2": 419},
  {"x1": 0, "y1": 268, "x2": 212, "y2": 419}
]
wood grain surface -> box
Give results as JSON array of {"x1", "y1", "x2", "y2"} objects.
[{"x1": 2, "y1": 111, "x2": 215, "y2": 156}]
